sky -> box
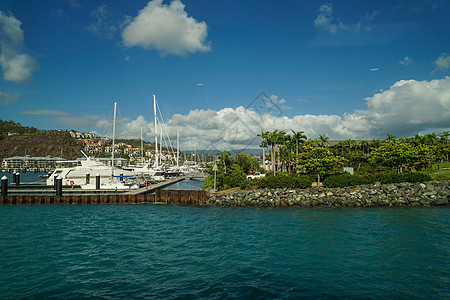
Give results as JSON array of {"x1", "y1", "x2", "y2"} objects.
[{"x1": 0, "y1": 0, "x2": 449, "y2": 151}]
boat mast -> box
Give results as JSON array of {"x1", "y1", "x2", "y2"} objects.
[
  {"x1": 140, "y1": 126, "x2": 143, "y2": 159},
  {"x1": 111, "y1": 101, "x2": 117, "y2": 176},
  {"x1": 153, "y1": 95, "x2": 158, "y2": 168},
  {"x1": 177, "y1": 131, "x2": 179, "y2": 168}
]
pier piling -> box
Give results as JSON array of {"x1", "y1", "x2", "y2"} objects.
[
  {"x1": 56, "y1": 176, "x2": 62, "y2": 196},
  {"x1": 1, "y1": 175, "x2": 7, "y2": 196},
  {"x1": 96, "y1": 174, "x2": 100, "y2": 189}
]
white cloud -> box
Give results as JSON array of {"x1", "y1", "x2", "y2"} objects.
[
  {"x1": 314, "y1": 4, "x2": 361, "y2": 34},
  {"x1": 0, "y1": 11, "x2": 39, "y2": 84},
  {"x1": 158, "y1": 77, "x2": 449, "y2": 150},
  {"x1": 31, "y1": 78, "x2": 450, "y2": 151},
  {"x1": 370, "y1": 68, "x2": 380, "y2": 71},
  {"x1": 358, "y1": 77, "x2": 450, "y2": 136},
  {"x1": 399, "y1": 56, "x2": 413, "y2": 65},
  {"x1": 311, "y1": 5, "x2": 414, "y2": 47},
  {"x1": 21, "y1": 109, "x2": 70, "y2": 115},
  {"x1": 0, "y1": 91, "x2": 20, "y2": 106},
  {"x1": 122, "y1": 0, "x2": 211, "y2": 56},
  {"x1": 86, "y1": 4, "x2": 118, "y2": 39},
  {"x1": 433, "y1": 53, "x2": 450, "y2": 73}
]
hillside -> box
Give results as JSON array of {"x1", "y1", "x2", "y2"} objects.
[{"x1": 0, "y1": 120, "x2": 82, "y2": 161}]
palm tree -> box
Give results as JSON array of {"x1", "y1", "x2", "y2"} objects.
[
  {"x1": 370, "y1": 138, "x2": 381, "y2": 149},
  {"x1": 257, "y1": 130, "x2": 270, "y2": 171},
  {"x1": 424, "y1": 133, "x2": 438, "y2": 145},
  {"x1": 267, "y1": 130, "x2": 278, "y2": 175},
  {"x1": 219, "y1": 151, "x2": 231, "y2": 174},
  {"x1": 291, "y1": 130, "x2": 307, "y2": 156},
  {"x1": 439, "y1": 131, "x2": 449, "y2": 145},
  {"x1": 360, "y1": 140, "x2": 370, "y2": 155},
  {"x1": 386, "y1": 134, "x2": 396, "y2": 141},
  {"x1": 319, "y1": 134, "x2": 329, "y2": 147},
  {"x1": 275, "y1": 130, "x2": 287, "y2": 172}
]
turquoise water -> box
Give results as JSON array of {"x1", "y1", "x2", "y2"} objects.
[
  {"x1": 0, "y1": 205, "x2": 448, "y2": 299},
  {"x1": 0, "y1": 172, "x2": 47, "y2": 183},
  {"x1": 162, "y1": 179, "x2": 204, "y2": 190}
]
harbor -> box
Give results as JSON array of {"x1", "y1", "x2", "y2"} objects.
[
  {"x1": 1, "y1": 189, "x2": 208, "y2": 205},
  {"x1": 1, "y1": 171, "x2": 207, "y2": 204}
]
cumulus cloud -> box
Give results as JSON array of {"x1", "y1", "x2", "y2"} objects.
[
  {"x1": 0, "y1": 91, "x2": 20, "y2": 106},
  {"x1": 30, "y1": 78, "x2": 449, "y2": 151},
  {"x1": 0, "y1": 11, "x2": 39, "y2": 84},
  {"x1": 433, "y1": 53, "x2": 450, "y2": 73},
  {"x1": 122, "y1": 0, "x2": 211, "y2": 56},
  {"x1": 358, "y1": 77, "x2": 450, "y2": 136},
  {"x1": 137, "y1": 77, "x2": 449, "y2": 150}
]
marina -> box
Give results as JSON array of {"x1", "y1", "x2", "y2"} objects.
[
  {"x1": 1, "y1": 171, "x2": 207, "y2": 204},
  {"x1": 1, "y1": 189, "x2": 208, "y2": 205}
]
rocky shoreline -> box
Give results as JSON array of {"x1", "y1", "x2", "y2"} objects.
[{"x1": 205, "y1": 180, "x2": 449, "y2": 207}]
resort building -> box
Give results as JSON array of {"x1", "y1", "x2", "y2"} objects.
[{"x1": 1, "y1": 155, "x2": 67, "y2": 170}]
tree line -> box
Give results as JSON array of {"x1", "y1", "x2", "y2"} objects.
[{"x1": 203, "y1": 130, "x2": 449, "y2": 190}]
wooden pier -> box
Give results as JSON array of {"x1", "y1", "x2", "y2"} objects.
[
  {"x1": 1, "y1": 189, "x2": 208, "y2": 205},
  {"x1": 3, "y1": 176, "x2": 186, "y2": 195},
  {"x1": 125, "y1": 176, "x2": 185, "y2": 195}
]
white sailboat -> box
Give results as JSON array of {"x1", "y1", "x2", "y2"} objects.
[{"x1": 47, "y1": 102, "x2": 139, "y2": 189}]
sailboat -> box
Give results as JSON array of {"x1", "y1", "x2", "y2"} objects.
[
  {"x1": 46, "y1": 102, "x2": 140, "y2": 189},
  {"x1": 80, "y1": 102, "x2": 140, "y2": 189}
]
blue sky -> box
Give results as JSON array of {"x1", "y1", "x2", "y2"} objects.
[{"x1": 0, "y1": 0, "x2": 449, "y2": 150}]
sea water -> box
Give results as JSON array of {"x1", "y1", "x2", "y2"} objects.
[{"x1": 0, "y1": 205, "x2": 448, "y2": 299}]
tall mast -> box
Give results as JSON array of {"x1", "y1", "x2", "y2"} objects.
[
  {"x1": 140, "y1": 126, "x2": 143, "y2": 159},
  {"x1": 177, "y1": 131, "x2": 179, "y2": 168},
  {"x1": 153, "y1": 94, "x2": 158, "y2": 168},
  {"x1": 111, "y1": 101, "x2": 117, "y2": 176}
]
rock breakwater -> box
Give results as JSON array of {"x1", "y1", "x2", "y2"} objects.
[{"x1": 204, "y1": 181, "x2": 449, "y2": 207}]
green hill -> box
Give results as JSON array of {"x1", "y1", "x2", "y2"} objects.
[{"x1": 0, "y1": 120, "x2": 83, "y2": 161}]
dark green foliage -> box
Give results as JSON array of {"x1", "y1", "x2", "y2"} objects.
[
  {"x1": 254, "y1": 173, "x2": 313, "y2": 189},
  {"x1": 323, "y1": 172, "x2": 433, "y2": 188},
  {"x1": 223, "y1": 166, "x2": 247, "y2": 189},
  {"x1": 0, "y1": 119, "x2": 40, "y2": 139}
]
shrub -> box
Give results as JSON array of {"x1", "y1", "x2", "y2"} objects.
[
  {"x1": 323, "y1": 172, "x2": 433, "y2": 188},
  {"x1": 255, "y1": 174, "x2": 313, "y2": 189}
]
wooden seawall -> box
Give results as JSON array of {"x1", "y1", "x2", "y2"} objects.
[{"x1": 1, "y1": 189, "x2": 208, "y2": 205}]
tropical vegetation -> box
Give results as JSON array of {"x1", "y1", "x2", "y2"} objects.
[{"x1": 203, "y1": 130, "x2": 449, "y2": 191}]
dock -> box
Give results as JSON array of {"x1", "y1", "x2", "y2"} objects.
[
  {"x1": 1, "y1": 189, "x2": 208, "y2": 205},
  {"x1": 125, "y1": 176, "x2": 185, "y2": 195},
  {"x1": 1, "y1": 175, "x2": 208, "y2": 204},
  {"x1": 3, "y1": 176, "x2": 186, "y2": 195}
]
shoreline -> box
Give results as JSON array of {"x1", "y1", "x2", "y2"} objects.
[{"x1": 205, "y1": 180, "x2": 449, "y2": 207}]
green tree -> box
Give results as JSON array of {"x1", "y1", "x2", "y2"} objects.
[
  {"x1": 369, "y1": 140, "x2": 435, "y2": 173},
  {"x1": 235, "y1": 153, "x2": 259, "y2": 174},
  {"x1": 219, "y1": 150, "x2": 231, "y2": 174},
  {"x1": 296, "y1": 142, "x2": 347, "y2": 189}
]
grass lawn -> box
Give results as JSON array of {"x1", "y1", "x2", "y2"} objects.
[{"x1": 425, "y1": 162, "x2": 450, "y2": 180}]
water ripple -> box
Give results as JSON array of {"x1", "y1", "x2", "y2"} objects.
[{"x1": 0, "y1": 205, "x2": 448, "y2": 299}]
